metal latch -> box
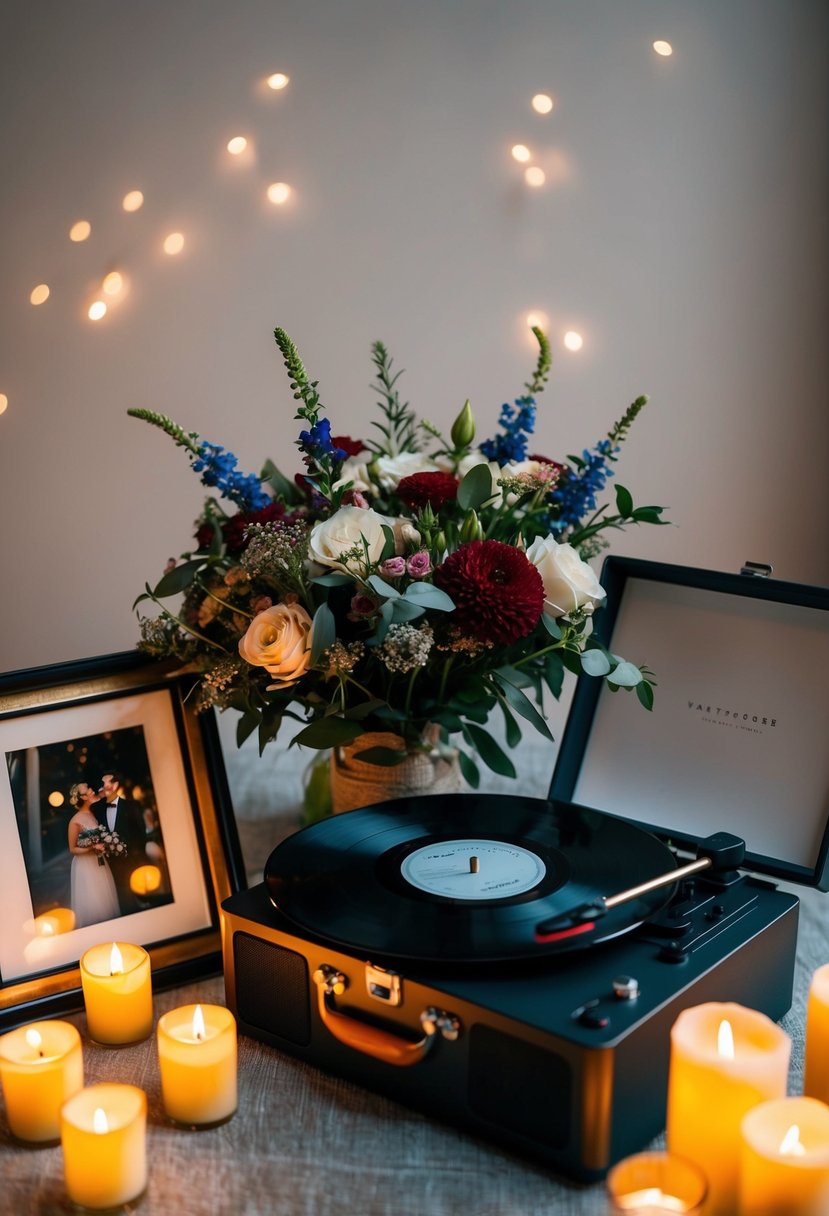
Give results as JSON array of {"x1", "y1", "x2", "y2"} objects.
[
  {"x1": 365, "y1": 963, "x2": 402, "y2": 1006},
  {"x1": 740, "y1": 561, "x2": 773, "y2": 578}
]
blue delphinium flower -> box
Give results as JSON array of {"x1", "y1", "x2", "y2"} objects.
[
  {"x1": 549, "y1": 439, "x2": 618, "y2": 535},
  {"x1": 191, "y1": 443, "x2": 270, "y2": 514},
  {"x1": 298, "y1": 418, "x2": 348, "y2": 464},
  {"x1": 479, "y1": 396, "x2": 537, "y2": 464}
]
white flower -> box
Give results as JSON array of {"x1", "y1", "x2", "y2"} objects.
[
  {"x1": 308, "y1": 505, "x2": 392, "y2": 571},
  {"x1": 373, "y1": 451, "x2": 439, "y2": 489},
  {"x1": 334, "y1": 454, "x2": 373, "y2": 494},
  {"x1": 524, "y1": 535, "x2": 606, "y2": 618},
  {"x1": 436, "y1": 450, "x2": 503, "y2": 506}
]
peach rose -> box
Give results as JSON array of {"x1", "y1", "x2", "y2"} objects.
[{"x1": 238, "y1": 601, "x2": 313, "y2": 686}]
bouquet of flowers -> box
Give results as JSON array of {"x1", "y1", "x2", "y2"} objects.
[
  {"x1": 130, "y1": 326, "x2": 666, "y2": 788},
  {"x1": 76, "y1": 825, "x2": 127, "y2": 867}
]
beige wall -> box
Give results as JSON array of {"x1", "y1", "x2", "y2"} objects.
[{"x1": 1, "y1": 0, "x2": 827, "y2": 674}]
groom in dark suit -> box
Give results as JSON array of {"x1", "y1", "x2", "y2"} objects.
[{"x1": 96, "y1": 772, "x2": 148, "y2": 915}]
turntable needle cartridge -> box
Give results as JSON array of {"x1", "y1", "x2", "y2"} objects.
[{"x1": 534, "y1": 831, "x2": 746, "y2": 944}]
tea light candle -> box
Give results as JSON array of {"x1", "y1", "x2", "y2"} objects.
[
  {"x1": 80, "y1": 942, "x2": 153, "y2": 1045},
  {"x1": 156, "y1": 1003, "x2": 237, "y2": 1127},
  {"x1": 0, "y1": 1020, "x2": 83, "y2": 1143},
  {"x1": 740, "y1": 1097, "x2": 829, "y2": 1215},
  {"x1": 804, "y1": 963, "x2": 829, "y2": 1103},
  {"x1": 607, "y1": 1151, "x2": 708, "y2": 1213},
  {"x1": 666, "y1": 1002, "x2": 790, "y2": 1215},
  {"x1": 61, "y1": 1083, "x2": 147, "y2": 1210}
]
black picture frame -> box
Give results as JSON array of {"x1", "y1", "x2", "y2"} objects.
[{"x1": 0, "y1": 650, "x2": 245, "y2": 1030}]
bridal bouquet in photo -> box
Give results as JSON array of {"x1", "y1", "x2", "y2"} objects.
[
  {"x1": 76, "y1": 826, "x2": 128, "y2": 867},
  {"x1": 129, "y1": 326, "x2": 666, "y2": 796}
]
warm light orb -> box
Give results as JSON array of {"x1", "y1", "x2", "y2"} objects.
[
  {"x1": 511, "y1": 143, "x2": 531, "y2": 163},
  {"x1": 227, "y1": 136, "x2": 248, "y2": 155},
  {"x1": 30, "y1": 283, "x2": 50, "y2": 306},
  {"x1": 267, "y1": 72, "x2": 290, "y2": 90},
  {"x1": 48, "y1": 790, "x2": 65, "y2": 807},
  {"x1": 32, "y1": 908, "x2": 75, "y2": 936},
  {"x1": 0, "y1": 394, "x2": 8, "y2": 415},
  {"x1": 653, "y1": 40, "x2": 673, "y2": 57},
  {"x1": 25, "y1": 1028, "x2": 43, "y2": 1051},
  {"x1": 524, "y1": 166, "x2": 546, "y2": 188},
  {"x1": 266, "y1": 181, "x2": 291, "y2": 205},
  {"x1": 163, "y1": 232, "x2": 185, "y2": 255},
  {"x1": 563, "y1": 330, "x2": 584, "y2": 352},
  {"x1": 526, "y1": 310, "x2": 549, "y2": 331},
  {"x1": 87, "y1": 300, "x2": 107, "y2": 321},
  {"x1": 531, "y1": 93, "x2": 554, "y2": 114},
  {"x1": 779, "y1": 1124, "x2": 806, "y2": 1157},
  {"x1": 717, "y1": 1017, "x2": 735, "y2": 1060},
  {"x1": 69, "y1": 220, "x2": 91, "y2": 242},
  {"x1": 92, "y1": 1107, "x2": 109, "y2": 1135},
  {"x1": 102, "y1": 271, "x2": 124, "y2": 296},
  {"x1": 109, "y1": 943, "x2": 124, "y2": 975},
  {"x1": 122, "y1": 190, "x2": 144, "y2": 212},
  {"x1": 130, "y1": 865, "x2": 162, "y2": 896},
  {"x1": 192, "y1": 1004, "x2": 206, "y2": 1041}
]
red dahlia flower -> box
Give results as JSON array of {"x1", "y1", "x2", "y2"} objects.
[
  {"x1": 433, "y1": 540, "x2": 544, "y2": 645},
  {"x1": 332, "y1": 435, "x2": 366, "y2": 458},
  {"x1": 397, "y1": 471, "x2": 459, "y2": 511}
]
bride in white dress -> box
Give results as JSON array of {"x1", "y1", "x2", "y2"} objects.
[{"x1": 67, "y1": 782, "x2": 120, "y2": 928}]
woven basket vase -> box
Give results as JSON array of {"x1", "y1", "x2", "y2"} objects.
[{"x1": 329, "y1": 729, "x2": 463, "y2": 814}]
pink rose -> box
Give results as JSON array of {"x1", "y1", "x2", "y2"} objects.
[
  {"x1": 406, "y1": 551, "x2": 432, "y2": 579},
  {"x1": 380, "y1": 557, "x2": 406, "y2": 578}
]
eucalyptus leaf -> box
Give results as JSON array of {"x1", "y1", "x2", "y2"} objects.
[
  {"x1": 344, "y1": 697, "x2": 386, "y2": 720},
  {"x1": 461, "y1": 723, "x2": 516, "y2": 778},
  {"x1": 236, "y1": 710, "x2": 260, "y2": 747},
  {"x1": 292, "y1": 717, "x2": 365, "y2": 749},
  {"x1": 541, "y1": 614, "x2": 563, "y2": 639},
  {"x1": 153, "y1": 558, "x2": 209, "y2": 598},
  {"x1": 457, "y1": 462, "x2": 493, "y2": 511},
  {"x1": 493, "y1": 663, "x2": 534, "y2": 689},
  {"x1": 368, "y1": 600, "x2": 394, "y2": 645},
  {"x1": 493, "y1": 675, "x2": 553, "y2": 740},
  {"x1": 499, "y1": 700, "x2": 523, "y2": 749},
  {"x1": 581, "y1": 649, "x2": 612, "y2": 678},
  {"x1": 311, "y1": 572, "x2": 354, "y2": 588},
  {"x1": 637, "y1": 681, "x2": 655, "y2": 711},
  {"x1": 310, "y1": 601, "x2": 336, "y2": 665},
  {"x1": 390, "y1": 599, "x2": 425, "y2": 622},
  {"x1": 457, "y1": 749, "x2": 481, "y2": 789},
  {"x1": 544, "y1": 653, "x2": 565, "y2": 699},
  {"x1": 560, "y1": 649, "x2": 583, "y2": 677},
  {"x1": 367, "y1": 574, "x2": 400, "y2": 600},
  {"x1": 609, "y1": 660, "x2": 643, "y2": 687},
  {"x1": 403, "y1": 582, "x2": 455, "y2": 611}
]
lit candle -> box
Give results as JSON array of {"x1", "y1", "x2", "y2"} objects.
[
  {"x1": 156, "y1": 1003, "x2": 237, "y2": 1127},
  {"x1": 0, "y1": 1020, "x2": 83, "y2": 1143},
  {"x1": 80, "y1": 942, "x2": 153, "y2": 1045},
  {"x1": 607, "y1": 1151, "x2": 708, "y2": 1213},
  {"x1": 61, "y1": 1083, "x2": 147, "y2": 1210},
  {"x1": 804, "y1": 963, "x2": 829, "y2": 1103},
  {"x1": 739, "y1": 1097, "x2": 829, "y2": 1215},
  {"x1": 666, "y1": 1002, "x2": 790, "y2": 1215}
]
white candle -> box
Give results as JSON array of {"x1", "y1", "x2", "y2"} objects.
[
  {"x1": 80, "y1": 942, "x2": 153, "y2": 1045},
  {"x1": 60, "y1": 1083, "x2": 147, "y2": 1210},
  {"x1": 156, "y1": 1003, "x2": 237, "y2": 1127},
  {"x1": 666, "y1": 1002, "x2": 790, "y2": 1215},
  {"x1": 0, "y1": 1020, "x2": 83, "y2": 1143}
]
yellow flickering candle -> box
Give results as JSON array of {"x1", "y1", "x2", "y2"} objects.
[
  {"x1": 804, "y1": 963, "x2": 829, "y2": 1103},
  {"x1": 0, "y1": 1020, "x2": 83, "y2": 1143},
  {"x1": 61, "y1": 1083, "x2": 147, "y2": 1210},
  {"x1": 607, "y1": 1151, "x2": 708, "y2": 1213},
  {"x1": 156, "y1": 1003, "x2": 237, "y2": 1127},
  {"x1": 666, "y1": 1002, "x2": 790, "y2": 1215},
  {"x1": 80, "y1": 942, "x2": 153, "y2": 1045},
  {"x1": 739, "y1": 1097, "x2": 829, "y2": 1215}
]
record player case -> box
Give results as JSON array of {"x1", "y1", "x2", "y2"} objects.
[{"x1": 221, "y1": 559, "x2": 829, "y2": 1179}]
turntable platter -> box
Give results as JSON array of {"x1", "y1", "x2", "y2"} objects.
[{"x1": 264, "y1": 794, "x2": 678, "y2": 962}]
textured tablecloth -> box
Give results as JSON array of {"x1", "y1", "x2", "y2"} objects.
[{"x1": 1, "y1": 721, "x2": 826, "y2": 1215}]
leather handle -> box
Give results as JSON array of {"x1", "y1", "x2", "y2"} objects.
[{"x1": 314, "y1": 982, "x2": 435, "y2": 1067}]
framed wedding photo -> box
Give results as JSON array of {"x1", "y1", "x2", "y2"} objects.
[{"x1": 0, "y1": 651, "x2": 245, "y2": 1030}]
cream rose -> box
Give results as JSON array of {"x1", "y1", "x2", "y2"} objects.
[
  {"x1": 373, "y1": 451, "x2": 438, "y2": 489},
  {"x1": 308, "y1": 505, "x2": 392, "y2": 571},
  {"x1": 334, "y1": 454, "x2": 373, "y2": 494},
  {"x1": 238, "y1": 601, "x2": 313, "y2": 685},
  {"x1": 524, "y1": 535, "x2": 606, "y2": 618}
]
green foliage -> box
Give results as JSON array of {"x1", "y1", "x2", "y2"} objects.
[{"x1": 368, "y1": 341, "x2": 418, "y2": 456}]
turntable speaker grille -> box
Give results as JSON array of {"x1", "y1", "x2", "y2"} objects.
[
  {"x1": 233, "y1": 932, "x2": 311, "y2": 1046},
  {"x1": 467, "y1": 1024, "x2": 572, "y2": 1149}
]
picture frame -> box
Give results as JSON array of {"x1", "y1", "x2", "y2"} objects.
[{"x1": 0, "y1": 650, "x2": 245, "y2": 1030}]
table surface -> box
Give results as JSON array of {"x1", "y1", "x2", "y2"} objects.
[{"x1": 1, "y1": 727, "x2": 826, "y2": 1216}]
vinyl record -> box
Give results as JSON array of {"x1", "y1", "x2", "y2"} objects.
[{"x1": 264, "y1": 794, "x2": 678, "y2": 963}]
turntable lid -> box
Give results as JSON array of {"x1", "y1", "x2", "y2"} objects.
[{"x1": 550, "y1": 559, "x2": 829, "y2": 891}]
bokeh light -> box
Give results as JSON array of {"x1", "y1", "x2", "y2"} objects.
[
  {"x1": 122, "y1": 190, "x2": 144, "y2": 212},
  {"x1": 563, "y1": 330, "x2": 584, "y2": 351},
  {"x1": 524, "y1": 166, "x2": 546, "y2": 188},
  {"x1": 531, "y1": 93, "x2": 554, "y2": 114},
  {"x1": 163, "y1": 232, "x2": 185, "y2": 255},
  {"x1": 30, "y1": 284, "x2": 50, "y2": 305},
  {"x1": 525, "y1": 310, "x2": 549, "y2": 331},
  {"x1": 267, "y1": 72, "x2": 290, "y2": 90},
  {"x1": 227, "y1": 136, "x2": 248, "y2": 155},
  {"x1": 511, "y1": 144, "x2": 531, "y2": 163},
  {"x1": 102, "y1": 271, "x2": 124, "y2": 296},
  {"x1": 267, "y1": 182, "x2": 291, "y2": 205},
  {"x1": 69, "y1": 220, "x2": 91, "y2": 242},
  {"x1": 653, "y1": 40, "x2": 673, "y2": 56},
  {"x1": 48, "y1": 791, "x2": 65, "y2": 807},
  {"x1": 88, "y1": 300, "x2": 107, "y2": 321},
  {"x1": 0, "y1": 394, "x2": 7, "y2": 415}
]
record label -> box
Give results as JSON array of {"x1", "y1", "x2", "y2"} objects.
[{"x1": 400, "y1": 839, "x2": 546, "y2": 900}]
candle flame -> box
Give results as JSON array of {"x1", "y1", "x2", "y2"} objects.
[
  {"x1": 24, "y1": 1027, "x2": 43, "y2": 1051},
  {"x1": 779, "y1": 1123, "x2": 806, "y2": 1157},
  {"x1": 192, "y1": 1004, "x2": 206, "y2": 1041},
  {"x1": 615, "y1": 1188, "x2": 687, "y2": 1212},
  {"x1": 92, "y1": 1107, "x2": 109, "y2": 1134},
  {"x1": 109, "y1": 942, "x2": 124, "y2": 975},
  {"x1": 717, "y1": 1018, "x2": 735, "y2": 1060}
]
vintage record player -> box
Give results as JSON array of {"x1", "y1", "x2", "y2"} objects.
[{"x1": 221, "y1": 558, "x2": 829, "y2": 1180}]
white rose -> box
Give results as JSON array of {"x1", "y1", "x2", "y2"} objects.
[
  {"x1": 524, "y1": 535, "x2": 606, "y2": 618},
  {"x1": 308, "y1": 505, "x2": 392, "y2": 571},
  {"x1": 373, "y1": 451, "x2": 438, "y2": 489},
  {"x1": 238, "y1": 601, "x2": 313, "y2": 685},
  {"x1": 334, "y1": 454, "x2": 373, "y2": 494}
]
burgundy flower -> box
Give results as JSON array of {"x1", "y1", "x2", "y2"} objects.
[
  {"x1": 349, "y1": 593, "x2": 379, "y2": 619},
  {"x1": 332, "y1": 435, "x2": 366, "y2": 458},
  {"x1": 433, "y1": 540, "x2": 544, "y2": 644},
  {"x1": 529, "y1": 454, "x2": 566, "y2": 478},
  {"x1": 222, "y1": 501, "x2": 294, "y2": 556},
  {"x1": 397, "y1": 471, "x2": 459, "y2": 511}
]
